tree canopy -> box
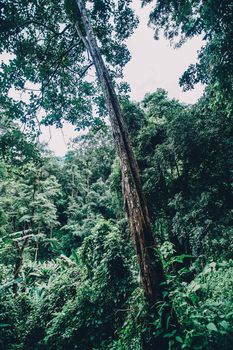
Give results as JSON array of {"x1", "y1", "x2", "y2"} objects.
[
  {"x1": 0, "y1": 1, "x2": 233, "y2": 349},
  {"x1": 0, "y1": 0, "x2": 137, "y2": 127}
]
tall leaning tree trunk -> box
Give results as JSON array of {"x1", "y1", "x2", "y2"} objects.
[{"x1": 74, "y1": 0, "x2": 165, "y2": 304}]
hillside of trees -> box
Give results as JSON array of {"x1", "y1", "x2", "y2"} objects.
[{"x1": 0, "y1": 1, "x2": 233, "y2": 349}]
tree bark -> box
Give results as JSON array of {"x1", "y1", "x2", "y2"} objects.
[
  {"x1": 74, "y1": 0, "x2": 165, "y2": 304},
  {"x1": 13, "y1": 237, "x2": 28, "y2": 296}
]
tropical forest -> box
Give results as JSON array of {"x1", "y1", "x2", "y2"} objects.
[{"x1": 0, "y1": 1, "x2": 233, "y2": 349}]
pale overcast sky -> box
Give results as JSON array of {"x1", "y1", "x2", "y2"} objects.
[
  {"x1": 5, "y1": 0, "x2": 204, "y2": 156},
  {"x1": 124, "y1": 0, "x2": 204, "y2": 103}
]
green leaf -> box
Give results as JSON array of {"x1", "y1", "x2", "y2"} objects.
[
  {"x1": 220, "y1": 320, "x2": 230, "y2": 330},
  {"x1": 164, "y1": 329, "x2": 176, "y2": 338},
  {"x1": 191, "y1": 283, "x2": 201, "y2": 292},
  {"x1": 175, "y1": 336, "x2": 183, "y2": 343},
  {"x1": 207, "y1": 322, "x2": 218, "y2": 332}
]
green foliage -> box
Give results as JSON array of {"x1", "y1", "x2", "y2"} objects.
[
  {"x1": 55, "y1": 127, "x2": 119, "y2": 254},
  {"x1": 0, "y1": 218, "x2": 134, "y2": 350},
  {"x1": 172, "y1": 261, "x2": 233, "y2": 349},
  {"x1": 130, "y1": 89, "x2": 233, "y2": 260},
  {"x1": 0, "y1": 0, "x2": 138, "y2": 128},
  {"x1": 0, "y1": 112, "x2": 39, "y2": 165},
  {"x1": 1, "y1": 87, "x2": 232, "y2": 348},
  {"x1": 0, "y1": 1, "x2": 233, "y2": 348},
  {"x1": 1, "y1": 87, "x2": 233, "y2": 348}
]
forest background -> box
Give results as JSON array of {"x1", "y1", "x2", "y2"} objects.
[{"x1": 0, "y1": 0, "x2": 233, "y2": 349}]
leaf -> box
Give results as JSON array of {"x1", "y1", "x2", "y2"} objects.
[
  {"x1": 220, "y1": 320, "x2": 230, "y2": 330},
  {"x1": 166, "y1": 315, "x2": 171, "y2": 330},
  {"x1": 170, "y1": 255, "x2": 190, "y2": 264},
  {"x1": 72, "y1": 250, "x2": 80, "y2": 265},
  {"x1": 207, "y1": 322, "x2": 218, "y2": 332},
  {"x1": 209, "y1": 262, "x2": 216, "y2": 269},
  {"x1": 164, "y1": 329, "x2": 176, "y2": 338},
  {"x1": 175, "y1": 336, "x2": 183, "y2": 343},
  {"x1": 191, "y1": 283, "x2": 201, "y2": 292}
]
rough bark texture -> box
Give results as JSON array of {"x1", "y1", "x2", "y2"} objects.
[
  {"x1": 74, "y1": 0, "x2": 165, "y2": 304},
  {"x1": 13, "y1": 237, "x2": 28, "y2": 296}
]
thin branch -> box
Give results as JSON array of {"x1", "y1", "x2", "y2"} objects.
[
  {"x1": 60, "y1": 128, "x2": 68, "y2": 146},
  {"x1": 78, "y1": 62, "x2": 94, "y2": 80},
  {"x1": 48, "y1": 125, "x2": 52, "y2": 144},
  {"x1": 13, "y1": 21, "x2": 71, "y2": 36},
  {"x1": 22, "y1": 87, "x2": 41, "y2": 92},
  {"x1": 35, "y1": 112, "x2": 42, "y2": 135},
  {"x1": 40, "y1": 42, "x2": 79, "y2": 94},
  {"x1": 64, "y1": 61, "x2": 93, "y2": 79},
  {"x1": 13, "y1": 234, "x2": 36, "y2": 242},
  {"x1": 59, "y1": 25, "x2": 71, "y2": 36},
  {"x1": 49, "y1": 42, "x2": 78, "y2": 69},
  {"x1": 0, "y1": 229, "x2": 32, "y2": 241}
]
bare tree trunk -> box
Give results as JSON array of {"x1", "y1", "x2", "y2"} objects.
[
  {"x1": 13, "y1": 237, "x2": 28, "y2": 296},
  {"x1": 74, "y1": 0, "x2": 165, "y2": 303}
]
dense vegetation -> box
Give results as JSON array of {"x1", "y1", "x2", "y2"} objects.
[{"x1": 0, "y1": 0, "x2": 233, "y2": 349}]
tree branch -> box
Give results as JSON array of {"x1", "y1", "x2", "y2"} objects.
[{"x1": 13, "y1": 21, "x2": 71, "y2": 36}]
